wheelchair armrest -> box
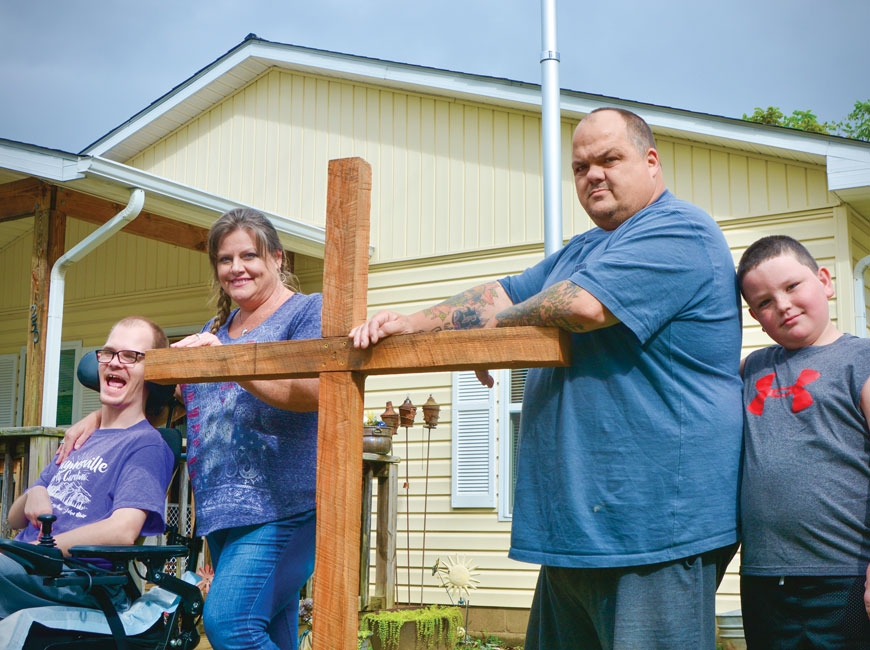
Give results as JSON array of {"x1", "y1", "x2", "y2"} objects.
[
  {"x1": 0, "y1": 538, "x2": 65, "y2": 577},
  {"x1": 69, "y1": 544, "x2": 190, "y2": 566}
]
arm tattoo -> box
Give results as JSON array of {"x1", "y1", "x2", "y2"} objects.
[
  {"x1": 497, "y1": 281, "x2": 588, "y2": 332},
  {"x1": 422, "y1": 283, "x2": 501, "y2": 330}
]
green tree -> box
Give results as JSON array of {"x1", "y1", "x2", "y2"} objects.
[
  {"x1": 742, "y1": 106, "x2": 830, "y2": 134},
  {"x1": 743, "y1": 101, "x2": 870, "y2": 142},
  {"x1": 784, "y1": 109, "x2": 830, "y2": 134},
  {"x1": 743, "y1": 106, "x2": 786, "y2": 126},
  {"x1": 836, "y1": 100, "x2": 870, "y2": 141}
]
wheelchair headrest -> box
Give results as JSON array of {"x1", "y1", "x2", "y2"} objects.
[
  {"x1": 157, "y1": 427, "x2": 184, "y2": 463},
  {"x1": 77, "y1": 350, "x2": 177, "y2": 409}
]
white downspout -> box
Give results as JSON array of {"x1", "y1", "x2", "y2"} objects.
[
  {"x1": 41, "y1": 188, "x2": 145, "y2": 426},
  {"x1": 540, "y1": 0, "x2": 563, "y2": 257},
  {"x1": 854, "y1": 255, "x2": 870, "y2": 337}
]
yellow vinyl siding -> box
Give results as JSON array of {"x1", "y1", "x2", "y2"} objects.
[{"x1": 0, "y1": 221, "x2": 32, "y2": 311}]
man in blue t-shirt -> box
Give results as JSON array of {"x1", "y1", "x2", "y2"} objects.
[
  {"x1": 0, "y1": 316, "x2": 176, "y2": 617},
  {"x1": 351, "y1": 108, "x2": 742, "y2": 650}
]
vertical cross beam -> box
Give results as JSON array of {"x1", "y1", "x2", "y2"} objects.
[{"x1": 313, "y1": 157, "x2": 372, "y2": 645}]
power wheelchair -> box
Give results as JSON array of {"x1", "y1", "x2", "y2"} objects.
[{"x1": 0, "y1": 351, "x2": 204, "y2": 649}]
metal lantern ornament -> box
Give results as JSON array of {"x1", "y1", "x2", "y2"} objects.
[
  {"x1": 398, "y1": 397, "x2": 417, "y2": 427},
  {"x1": 380, "y1": 401, "x2": 399, "y2": 433},
  {"x1": 422, "y1": 394, "x2": 440, "y2": 428}
]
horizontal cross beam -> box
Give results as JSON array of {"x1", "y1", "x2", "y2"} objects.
[{"x1": 144, "y1": 326, "x2": 571, "y2": 384}]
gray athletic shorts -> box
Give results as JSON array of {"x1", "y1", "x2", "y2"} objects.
[{"x1": 525, "y1": 544, "x2": 736, "y2": 650}]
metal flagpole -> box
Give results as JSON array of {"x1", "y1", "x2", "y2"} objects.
[{"x1": 540, "y1": 0, "x2": 563, "y2": 257}]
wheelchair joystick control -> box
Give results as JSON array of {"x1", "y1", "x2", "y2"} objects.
[{"x1": 37, "y1": 514, "x2": 58, "y2": 548}]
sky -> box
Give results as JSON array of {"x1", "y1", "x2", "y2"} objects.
[{"x1": 1, "y1": 0, "x2": 868, "y2": 154}]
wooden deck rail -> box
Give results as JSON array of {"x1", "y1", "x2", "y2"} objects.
[{"x1": 0, "y1": 427, "x2": 64, "y2": 538}]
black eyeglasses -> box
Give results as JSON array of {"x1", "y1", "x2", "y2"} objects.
[{"x1": 95, "y1": 349, "x2": 146, "y2": 365}]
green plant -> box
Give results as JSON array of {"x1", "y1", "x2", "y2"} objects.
[
  {"x1": 361, "y1": 605, "x2": 463, "y2": 650},
  {"x1": 455, "y1": 633, "x2": 523, "y2": 649}
]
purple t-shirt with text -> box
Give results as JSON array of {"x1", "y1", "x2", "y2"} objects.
[{"x1": 17, "y1": 419, "x2": 174, "y2": 543}]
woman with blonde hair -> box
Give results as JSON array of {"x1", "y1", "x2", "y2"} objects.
[{"x1": 173, "y1": 208, "x2": 320, "y2": 650}]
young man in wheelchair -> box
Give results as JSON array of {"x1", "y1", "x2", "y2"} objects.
[{"x1": 0, "y1": 316, "x2": 176, "y2": 618}]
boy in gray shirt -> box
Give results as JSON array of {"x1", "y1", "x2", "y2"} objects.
[{"x1": 738, "y1": 235, "x2": 870, "y2": 648}]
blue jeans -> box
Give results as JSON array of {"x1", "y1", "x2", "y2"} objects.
[{"x1": 203, "y1": 509, "x2": 315, "y2": 650}]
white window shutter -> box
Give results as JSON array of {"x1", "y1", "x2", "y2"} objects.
[
  {"x1": 451, "y1": 370, "x2": 497, "y2": 508},
  {"x1": 0, "y1": 354, "x2": 19, "y2": 427}
]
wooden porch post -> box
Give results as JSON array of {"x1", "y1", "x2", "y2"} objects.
[{"x1": 23, "y1": 183, "x2": 65, "y2": 426}]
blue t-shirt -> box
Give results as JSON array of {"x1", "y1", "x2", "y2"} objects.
[
  {"x1": 500, "y1": 190, "x2": 743, "y2": 568},
  {"x1": 183, "y1": 292, "x2": 321, "y2": 536},
  {"x1": 17, "y1": 419, "x2": 174, "y2": 543}
]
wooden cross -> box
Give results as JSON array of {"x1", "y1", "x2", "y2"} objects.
[{"x1": 145, "y1": 157, "x2": 570, "y2": 648}]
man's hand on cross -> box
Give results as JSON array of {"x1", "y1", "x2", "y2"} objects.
[{"x1": 349, "y1": 310, "x2": 413, "y2": 348}]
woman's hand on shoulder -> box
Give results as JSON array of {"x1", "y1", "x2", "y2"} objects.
[{"x1": 56, "y1": 410, "x2": 101, "y2": 464}]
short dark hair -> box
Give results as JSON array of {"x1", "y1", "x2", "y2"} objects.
[
  {"x1": 111, "y1": 316, "x2": 168, "y2": 350},
  {"x1": 589, "y1": 107, "x2": 657, "y2": 155},
  {"x1": 109, "y1": 316, "x2": 172, "y2": 419},
  {"x1": 737, "y1": 235, "x2": 819, "y2": 289}
]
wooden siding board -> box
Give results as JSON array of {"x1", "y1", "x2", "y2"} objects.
[
  {"x1": 728, "y1": 156, "x2": 750, "y2": 217},
  {"x1": 405, "y1": 95, "x2": 423, "y2": 260},
  {"x1": 464, "y1": 106, "x2": 480, "y2": 250},
  {"x1": 691, "y1": 147, "x2": 712, "y2": 214},
  {"x1": 786, "y1": 165, "x2": 808, "y2": 211},
  {"x1": 767, "y1": 161, "x2": 789, "y2": 214},
  {"x1": 672, "y1": 143, "x2": 693, "y2": 204},
  {"x1": 492, "y1": 112, "x2": 511, "y2": 247},
  {"x1": 478, "y1": 110, "x2": 495, "y2": 249},
  {"x1": 523, "y1": 116, "x2": 540, "y2": 243},
  {"x1": 747, "y1": 158, "x2": 769, "y2": 215},
  {"x1": 393, "y1": 94, "x2": 410, "y2": 259},
  {"x1": 448, "y1": 103, "x2": 465, "y2": 253},
  {"x1": 710, "y1": 151, "x2": 731, "y2": 217},
  {"x1": 807, "y1": 168, "x2": 830, "y2": 206},
  {"x1": 507, "y1": 113, "x2": 525, "y2": 245}
]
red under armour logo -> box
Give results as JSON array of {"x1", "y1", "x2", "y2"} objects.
[{"x1": 747, "y1": 368, "x2": 820, "y2": 415}]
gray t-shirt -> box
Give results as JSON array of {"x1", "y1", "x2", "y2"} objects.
[{"x1": 741, "y1": 334, "x2": 870, "y2": 576}]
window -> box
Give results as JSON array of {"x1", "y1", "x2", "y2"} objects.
[
  {"x1": 499, "y1": 368, "x2": 527, "y2": 519},
  {"x1": 0, "y1": 355, "x2": 18, "y2": 427},
  {"x1": 55, "y1": 348, "x2": 76, "y2": 426},
  {"x1": 13, "y1": 343, "x2": 86, "y2": 427}
]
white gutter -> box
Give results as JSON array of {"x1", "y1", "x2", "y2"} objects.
[
  {"x1": 540, "y1": 0, "x2": 563, "y2": 257},
  {"x1": 855, "y1": 255, "x2": 870, "y2": 337},
  {"x1": 41, "y1": 189, "x2": 145, "y2": 426}
]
